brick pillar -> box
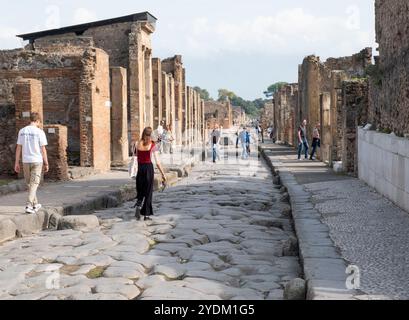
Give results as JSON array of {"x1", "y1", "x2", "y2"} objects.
[
  {"x1": 161, "y1": 72, "x2": 170, "y2": 125},
  {"x1": 14, "y1": 79, "x2": 43, "y2": 133},
  {"x1": 110, "y1": 67, "x2": 129, "y2": 166},
  {"x1": 152, "y1": 58, "x2": 162, "y2": 130},
  {"x1": 144, "y1": 48, "x2": 154, "y2": 128},
  {"x1": 182, "y1": 68, "x2": 187, "y2": 146},
  {"x1": 44, "y1": 125, "x2": 69, "y2": 181},
  {"x1": 169, "y1": 75, "x2": 176, "y2": 135}
]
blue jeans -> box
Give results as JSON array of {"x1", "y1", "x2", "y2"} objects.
[
  {"x1": 298, "y1": 139, "x2": 309, "y2": 159},
  {"x1": 310, "y1": 138, "x2": 320, "y2": 159}
]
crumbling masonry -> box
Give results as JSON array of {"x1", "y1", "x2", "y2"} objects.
[{"x1": 0, "y1": 12, "x2": 206, "y2": 180}]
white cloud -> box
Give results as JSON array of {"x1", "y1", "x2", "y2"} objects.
[
  {"x1": 73, "y1": 8, "x2": 97, "y2": 24},
  {"x1": 0, "y1": 26, "x2": 18, "y2": 40},
  {"x1": 158, "y1": 8, "x2": 375, "y2": 60}
]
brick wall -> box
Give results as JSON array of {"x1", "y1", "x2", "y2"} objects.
[
  {"x1": 14, "y1": 78, "x2": 43, "y2": 132},
  {"x1": 44, "y1": 125, "x2": 69, "y2": 180},
  {"x1": 0, "y1": 49, "x2": 83, "y2": 165},
  {"x1": 367, "y1": 0, "x2": 409, "y2": 136},
  {"x1": 0, "y1": 105, "x2": 16, "y2": 176}
]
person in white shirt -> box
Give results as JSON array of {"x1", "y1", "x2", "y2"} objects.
[
  {"x1": 14, "y1": 113, "x2": 49, "y2": 214},
  {"x1": 238, "y1": 127, "x2": 249, "y2": 159}
]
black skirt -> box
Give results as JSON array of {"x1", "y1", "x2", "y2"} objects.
[{"x1": 136, "y1": 163, "x2": 154, "y2": 216}]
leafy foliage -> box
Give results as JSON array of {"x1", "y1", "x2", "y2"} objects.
[
  {"x1": 193, "y1": 86, "x2": 212, "y2": 101},
  {"x1": 217, "y1": 88, "x2": 267, "y2": 117},
  {"x1": 264, "y1": 82, "x2": 289, "y2": 97}
]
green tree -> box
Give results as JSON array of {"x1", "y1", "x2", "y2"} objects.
[
  {"x1": 218, "y1": 89, "x2": 236, "y2": 102},
  {"x1": 193, "y1": 86, "x2": 212, "y2": 101},
  {"x1": 264, "y1": 82, "x2": 288, "y2": 97}
]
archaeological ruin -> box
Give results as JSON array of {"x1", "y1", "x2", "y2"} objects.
[
  {"x1": 0, "y1": 12, "x2": 206, "y2": 181},
  {"x1": 204, "y1": 100, "x2": 233, "y2": 130},
  {"x1": 266, "y1": 0, "x2": 409, "y2": 212}
]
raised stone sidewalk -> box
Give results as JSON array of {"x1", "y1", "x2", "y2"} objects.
[
  {"x1": 260, "y1": 141, "x2": 409, "y2": 300},
  {"x1": 0, "y1": 147, "x2": 202, "y2": 244},
  {"x1": 260, "y1": 143, "x2": 360, "y2": 300}
]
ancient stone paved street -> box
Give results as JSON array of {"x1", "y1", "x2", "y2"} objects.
[{"x1": 0, "y1": 139, "x2": 301, "y2": 300}]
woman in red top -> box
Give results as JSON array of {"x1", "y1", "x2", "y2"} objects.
[{"x1": 133, "y1": 127, "x2": 167, "y2": 221}]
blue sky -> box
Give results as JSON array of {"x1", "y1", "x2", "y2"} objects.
[{"x1": 0, "y1": 0, "x2": 377, "y2": 100}]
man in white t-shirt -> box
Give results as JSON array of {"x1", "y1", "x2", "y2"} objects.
[{"x1": 15, "y1": 112, "x2": 49, "y2": 214}]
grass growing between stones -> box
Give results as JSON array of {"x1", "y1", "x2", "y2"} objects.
[
  {"x1": 86, "y1": 266, "x2": 107, "y2": 279},
  {"x1": 0, "y1": 179, "x2": 12, "y2": 186}
]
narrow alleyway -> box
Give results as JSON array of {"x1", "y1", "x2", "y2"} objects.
[{"x1": 0, "y1": 130, "x2": 301, "y2": 300}]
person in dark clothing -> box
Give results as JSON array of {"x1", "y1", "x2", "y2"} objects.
[
  {"x1": 297, "y1": 119, "x2": 309, "y2": 160},
  {"x1": 310, "y1": 122, "x2": 321, "y2": 160},
  {"x1": 133, "y1": 127, "x2": 167, "y2": 221}
]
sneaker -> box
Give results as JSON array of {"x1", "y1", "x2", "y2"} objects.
[
  {"x1": 33, "y1": 204, "x2": 42, "y2": 212},
  {"x1": 25, "y1": 206, "x2": 36, "y2": 214}
]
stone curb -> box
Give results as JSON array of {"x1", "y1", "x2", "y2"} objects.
[
  {"x1": 0, "y1": 163, "x2": 187, "y2": 244},
  {"x1": 0, "y1": 180, "x2": 27, "y2": 196},
  {"x1": 260, "y1": 145, "x2": 359, "y2": 300}
]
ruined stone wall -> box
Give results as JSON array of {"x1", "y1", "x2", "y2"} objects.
[
  {"x1": 0, "y1": 105, "x2": 16, "y2": 176},
  {"x1": 204, "y1": 100, "x2": 230, "y2": 129},
  {"x1": 341, "y1": 79, "x2": 369, "y2": 175},
  {"x1": 162, "y1": 56, "x2": 184, "y2": 144},
  {"x1": 0, "y1": 43, "x2": 111, "y2": 171},
  {"x1": 297, "y1": 48, "x2": 372, "y2": 163},
  {"x1": 367, "y1": 0, "x2": 409, "y2": 136},
  {"x1": 0, "y1": 48, "x2": 83, "y2": 164}
]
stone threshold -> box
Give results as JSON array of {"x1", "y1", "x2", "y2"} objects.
[{"x1": 259, "y1": 144, "x2": 360, "y2": 300}]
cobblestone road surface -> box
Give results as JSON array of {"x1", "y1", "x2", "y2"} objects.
[{"x1": 0, "y1": 139, "x2": 301, "y2": 300}]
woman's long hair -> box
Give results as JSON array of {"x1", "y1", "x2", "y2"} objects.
[{"x1": 141, "y1": 127, "x2": 153, "y2": 146}]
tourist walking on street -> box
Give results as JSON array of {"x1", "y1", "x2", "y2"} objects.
[
  {"x1": 156, "y1": 121, "x2": 165, "y2": 154},
  {"x1": 310, "y1": 122, "x2": 321, "y2": 161},
  {"x1": 210, "y1": 125, "x2": 221, "y2": 163},
  {"x1": 14, "y1": 112, "x2": 49, "y2": 214},
  {"x1": 297, "y1": 119, "x2": 309, "y2": 160},
  {"x1": 238, "y1": 127, "x2": 249, "y2": 159},
  {"x1": 246, "y1": 128, "x2": 251, "y2": 156},
  {"x1": 133, "y1": 127, "x2": 167, "y2": 221},
  {"x1": 163, "y1": 124, "x2": 175, "y2": 154}
]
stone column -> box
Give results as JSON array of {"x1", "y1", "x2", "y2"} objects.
[
  {"x1": 128, "y1": 22, "x2": 155, "y2": 143},
  {"x1": 182, "y1": 68, "x2": 187, "y2": 146},
  {"x1": 330, "y1": 70, "x2": 348, "y2": 163},
  {"x1": 144, "y1": 48, "x2": 154, "y2": 128},
  {"x1": 152, "y1": 58, "x2": 162, "y2": 130},
  {"x1": 161, "y1": 72, "x2": 170, "y2": 125},
  {"x1": 169, "y1": 74, "x2": 176, "y2": 136},
  {"x1": 14, "y1": 78, "x2": 43, "y2": 133},
  {"x1": 110, "y1": 67, "x2": 129, "y2": 166}
]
